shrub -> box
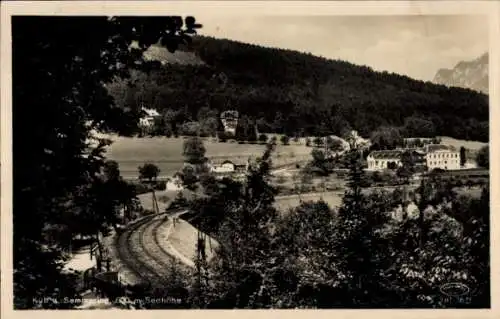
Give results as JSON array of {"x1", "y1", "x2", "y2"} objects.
[
  {"x1": 154, "y1": 181, "x2": 167, "y2": 191},
  {"x1": 280, "y1": 135, "x2": 290, "y2": 145}
]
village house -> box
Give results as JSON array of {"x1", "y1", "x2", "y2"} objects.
[
  {"x1": 209, "y1": 158, "x2": 249, "y2": 175},
  {"x1": 424, "y1": 144, "x2": 460, "y2": 171},
  {"x1": 220, "y1": 110, "x2": 239, "y2": 135},
  {"x1": 366, "y1": 150, "x2": 403, "y2": 170},
  {"x1": 139, "y1": 107, "x2": 161, "y2": 132}
]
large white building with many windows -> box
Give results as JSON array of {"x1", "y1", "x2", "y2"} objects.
[
  {"x1": 424, "y1": 144, "x2": 460, "y2": 170},
  {"x1": 367, "y1": 144, "x2": 460, "y2": 172}
]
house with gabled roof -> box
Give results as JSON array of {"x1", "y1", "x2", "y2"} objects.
[
  {"x1": 138, "y1": 105, "x2": 159, "y2": 125},
  {"x1": 208, "y1": 158, "x2": 249, "y2": 174},
  {"x1": 366, "y1": 150, "x2": 403, "y2": 170}
]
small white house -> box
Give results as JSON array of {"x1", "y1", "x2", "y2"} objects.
[
  {"x1": 424, "y1": 144, "x2": 460, "y2": 171},
  {"x1": 209, "y1": 158, "x2": 249, "y2": 175},
  {"x1": 210, "y1": 160, "x2": 236, "y2": 173},
  {"x1": 139, "y1": 107, "x2": 161, "y2": 129}
]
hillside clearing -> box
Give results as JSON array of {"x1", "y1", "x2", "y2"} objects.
[
  {"x1": 103, "y1": 135, "x2": 311, "y2": 177},
  {"x1": 439, "y1": 136, "x2": 488, "y2": 151}
]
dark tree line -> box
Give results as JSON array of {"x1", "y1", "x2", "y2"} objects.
[{"x1": 108, "y1": 35, "x2": 489, "y2": 142}]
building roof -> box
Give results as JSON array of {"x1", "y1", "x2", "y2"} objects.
[
  {"x1": 404, "y1": 137, "x2": 433, "y2": 141},
  {"x1": 142, "y1": 107, "x2": 160, "y2": 117},
  {"x1": 210, "y1": 158, "x2": 248, "y2": 166},
  {"x1": 368, "y1": 150, "x2": 403, "y2": 159},
  {"x1": 425, "y1": 144, "x2": 456, "y2": 152}
]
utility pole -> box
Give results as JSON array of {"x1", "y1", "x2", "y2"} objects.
[
  {"x1": 151, "y1": 186, "x2": 159, "y2": 214},
  {"x1": 402, "y1": 183, "x2": 409, "y2": 220}
]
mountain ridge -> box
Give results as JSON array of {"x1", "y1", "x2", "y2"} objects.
[{"x1": 433, "y1": 52, "x2": 488, "y2": 94}]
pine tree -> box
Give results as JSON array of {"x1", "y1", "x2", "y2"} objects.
[{"x1": 334, "y1": 149, "x2": 390, "y2": 306}]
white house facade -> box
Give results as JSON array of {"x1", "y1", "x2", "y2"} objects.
[
  {"x1": 366, "y1": 150, "x2": 403, "y2": 171},
  {"x1": 210, "y1": 160, "x2": 236, "y2": 173},
  {"x1": 208, "y1": 158, "x2": 250, "y2": 175},
  {"x1": 424, "y1": 144, "x2": 460, "y2": 171},
  {"x1": 220, "y1": 110, "x2": 239, "y2": 135},
  {"x1": 139, "y1": 107, "x2": 160, "y2": 129}
]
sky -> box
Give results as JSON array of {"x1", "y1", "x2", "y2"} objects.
[{"x1": 197, "y1": 15, "x2": 488, "y2": 81}]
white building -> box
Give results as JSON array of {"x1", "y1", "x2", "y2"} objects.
[
  {"x1": 424, "y1": 144, "x2": 460, "y2": 171},
  {"x1": 345, "y1": 130, "x2": 371, "y2": 150},
  {"x1": 366, "y1": 150, "x2": 403, "y2": 170},
  {"x1": 139, "y1": 107, "x2": 161, "y2": 129},
  {"x1": 220, "y1": 110, "x2": 239, "y2": 135},
  {"x1": 211, "y1": 160, "x2": 236, "y2": 173},
  {"x1": 209, "y1": 158, "x2": 249, "y2": 175}
]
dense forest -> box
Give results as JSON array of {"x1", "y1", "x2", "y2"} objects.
[{"x1": 107, "y1": 36, "x2": 489, "y2": 142}]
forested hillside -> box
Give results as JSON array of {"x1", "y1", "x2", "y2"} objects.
[{"x1": 107, "y1": 36, "x2": 489, "y2": 142}]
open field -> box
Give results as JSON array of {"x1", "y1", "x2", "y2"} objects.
[
  {"x1": 102, "y1": 135, "x2": 312, "y2": 178},
  {"x1": 99, "y1": 133, "x2": 486, "y2": 178},
  {"x1": 439, "y1": 136, "x2": 488, "y2": 151},
  {"x1": 275, "y1": 191, "x2": 345, "y2": 212}
]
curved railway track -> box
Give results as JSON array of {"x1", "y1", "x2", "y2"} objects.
[{"x1": 116, "y1": 210, "x2": 185, "y2": 288}]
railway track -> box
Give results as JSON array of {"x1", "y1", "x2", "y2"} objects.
[{"x1": 116, "y1": 210, "x2": 187, "y2": 288}]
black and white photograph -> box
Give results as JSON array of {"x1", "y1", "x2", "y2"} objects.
[{"x1": 1, "y1": 0, "x2": 498, "y2": 314}]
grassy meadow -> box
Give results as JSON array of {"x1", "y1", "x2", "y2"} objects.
[
  {"x1": 103, "y1": 135, "x2": 312, "y2": 178},
  {"x1": 439, "y1": 136, "x2": 488, "y2": 151},
  {"x1": 100, "y1": 132, "x2": 486, "y2": 179},
  {"x1": 274, "y1": 191, "x2": 345, "y2": 212}
]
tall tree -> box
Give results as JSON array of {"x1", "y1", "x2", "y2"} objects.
[
  {"x1": 12, "y1": 16, "x2": 200, "y2": 308},
  {"x1": 183, "y1": 136, "x2": 208, "y2": 166},
  {"x1": 460, "y1": 146, "x2": 467, "y2": 167},
  {"x1": 333, "y1": 149, "x2": 390, "y2": 306},
  {"x1": 103, "y1": 160, "x2": 121, "y2": 182},
  {"x1": 397, "y1": 151, "x2": 417, "y2": 184},
  {"x1": 138, "y1": 163, "x2": 160, "y2": 182}
]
